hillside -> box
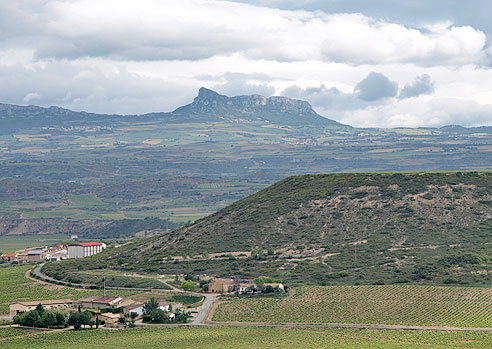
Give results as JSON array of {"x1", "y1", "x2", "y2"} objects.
[
  {"x1": 43, "y1": 172, "x2": 492, "y2": 286},
  {"x1": 2, "y1": 88, "x2": 491, "y2": 241}
]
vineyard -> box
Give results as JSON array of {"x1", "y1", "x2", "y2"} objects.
[
  {"x1": 0, "y1": 265, "x2": 141, "y2": 315},
  {"x1": 213, "y1": 285, "x2": 492, "y2": 328},
  {"x1": 3, "y1": 326, "x2": 492, "y2": 348}
]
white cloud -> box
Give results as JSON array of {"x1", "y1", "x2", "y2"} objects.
[
  {"x1": 0, "y1": 0, "x2": 491, "y2": 128},
  {"x1": 1, "y1": 0, "x2": 481, "y2": 67},
  {"x1": 23, "y1": 92, "x2": 41, "y2": 103}
]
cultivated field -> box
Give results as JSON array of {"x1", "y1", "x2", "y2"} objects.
[
  {"x1": 0, "y1": 265, "x2": 140, "y2": 315},
  {"x1": 213, "y1": 285, "x2": 492, "y2": 328},
  {"x1": 3, "y1": 326, "x2": 492, "y2": 348}
]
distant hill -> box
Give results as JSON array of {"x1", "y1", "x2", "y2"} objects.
[
  {"x1": 1, "y1": 88, "x2": 491, "y2": 133},
  {"x1": 0, "y1": 88, "x2": 347, "y2": 132},
  {"x1": 44, "y1": 172, "x2": 492, "y2": 286}
]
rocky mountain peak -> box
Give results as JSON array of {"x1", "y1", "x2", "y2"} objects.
[{"x1": 189, "y1": 87, "x2": 316, "y2": 116}]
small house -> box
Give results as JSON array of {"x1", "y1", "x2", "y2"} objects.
[
  {"x1": 78, "y1": 296, "x2": 123, "y2": 309},
  {"x1": 26, "y1": 250, "x2": 44, "y2": 263},
  {"x1": 99, "y1": 312, "x2": 122, "y2": 325},
  {"x1": 10, "y1": 299, "x2": 74, "y2": 317},
  {"x1": 209, "y1": 279, "x2": 235, "y2": 293},
  {"x1": 239, "y1": 283, "x2": 255, "y2": 294},
  {"x1": 124, "y1": 303, "x2": 144, "y2": 316},
  {"x1": 158, "y1": 302, "x2": 170, "y2": 312},
  {"x1": 1, "y1": 253, "x2": 18, "y2": 263}
]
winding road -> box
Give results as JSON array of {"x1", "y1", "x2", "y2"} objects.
[{"x1": 31, "y1": 264, "x2": 213, "y2": 325}]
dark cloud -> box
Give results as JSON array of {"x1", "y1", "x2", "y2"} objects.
[
  {"x1": 354, "y1": 72, "x2": 398, "y2": 101},
  {"x1": 399, "y1": 74, "x2": 435, "y2": 99}
]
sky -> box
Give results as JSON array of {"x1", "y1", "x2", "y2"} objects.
[{"x1": 1, "y1": 1, "x2": 492, "y2": 128}]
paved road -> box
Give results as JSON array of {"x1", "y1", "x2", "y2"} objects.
[{"x1": 191, "y1": 294, "x2": 213, "y2": 325}]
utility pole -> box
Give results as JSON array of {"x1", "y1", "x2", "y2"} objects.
[{"x1": 103, "y1": 277, "x2": 106, "y2": 297}]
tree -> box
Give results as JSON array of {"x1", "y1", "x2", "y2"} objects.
[
  {"x1": 143, "y1": 297, "x2": 159, "y2": 315},
  {"x1": 254, "y1": 276, "x2": 276, "y2": 286},
  {"x1": 35, "y1": 304, "x2": 45, "y2": 316},
  {"x1": 180, "y1": 280, "x2": 196, "y2": 291},
  {"x1": 143, "y1": 309, "x2": 168, "y2": 323},
  {"x1": 54, "y1": 311, "x2": 66, "y2": 327},
  {"x1": 41, "y1": 312, "x2": 57, "y2": 328},
  {"x1": 68, "y1": 311, "x2": 92, "y2": 330},
  {"x1": 14, "y1": 310, "x2": 41, "y2": 327}
]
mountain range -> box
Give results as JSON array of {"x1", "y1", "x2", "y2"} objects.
[{"x1": 1, "y1": 87, "x2": 491, "y2": 133}]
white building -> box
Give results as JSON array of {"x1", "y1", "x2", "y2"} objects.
[{"x1": 68, "y1": 242, "x2": 105, "y2": 259}]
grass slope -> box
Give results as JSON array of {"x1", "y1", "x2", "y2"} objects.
[
  {"x1": 213, "y1": 285, "x2": 492, "y2": 328},
  {"x1": 3, "y1": 327, "x2": 492, "y2": 348},
  {"x1": 43, "y1": 172, "x2": 492, "y2": 285}
]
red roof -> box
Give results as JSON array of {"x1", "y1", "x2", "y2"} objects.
[{"x1": 72, "y1": 242, "x2": 103, "y2": 247}]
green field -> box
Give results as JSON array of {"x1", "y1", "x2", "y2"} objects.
[
  {"x1": 3, "y1": 326, "x2": 492, "y2": 348},
  {"x1": 0, "y1": 234, "x2": 69, "y2": 253},
  {"x1": 0, "y1": 265, "x2": 141, "y2": 315},
  {"x1": 213, "y1": 285, "x2": 492, "y2": 328}
]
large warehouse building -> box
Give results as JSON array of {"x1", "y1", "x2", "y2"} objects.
[{"x1": 67, "y1": 242, "x2": 106, "y2": 259}]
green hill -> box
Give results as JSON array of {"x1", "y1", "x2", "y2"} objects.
[{"x1": 43, "y1": 172, "x2": 492, "y2": 286}]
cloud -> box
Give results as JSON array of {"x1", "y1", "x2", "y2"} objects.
[
  {"x1": 23, "y1": 92, "x2": 40, "y2": 103},
  {"x1": 335, "y1": 97, "x2": 492, "y2": 128},
  {"x1": 399, "y1": 74, "x2": 435, "y2": 99},
  {"x1": 354, "y1": 72, "x2": 398, "y2": 101},
  {"x1": 210, "y1": 73, "x2": 276, "y2": 97},
  {"x1": 0, "y1": 57, "x2": 196, "y2": 114},
  {"x1": 0, "y1": 0, "x2": 485, "y2": 66}
]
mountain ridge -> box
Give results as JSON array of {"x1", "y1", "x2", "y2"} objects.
[{"x1": 1, "y1": 88, "x2": 491, "y2": 132}]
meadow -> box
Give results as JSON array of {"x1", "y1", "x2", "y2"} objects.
[
  {"x1": 213, "y1": 285, "x2": 492, "y2": 328},
  {"x1": 3, "y1": 326, "x2": 492, "y2": 348},
  {"x1": 0, "y1": 265, "x2": 141, "y2": 315}
]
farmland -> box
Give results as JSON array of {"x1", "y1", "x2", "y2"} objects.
[
  {"x1": 213, "y1": 285, "x2": 492, "y2": 328},
  {"x1": 0, "y1": 265, "x2": 141, "y2": 315},
  {"x1": 4, "y1": 326, "x2": 492, "y2": 348}
]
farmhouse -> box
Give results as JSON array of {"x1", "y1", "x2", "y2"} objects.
[
  {"x1": 264, "y1": 283, "x2": 285, "y2": 291},
  {"x1": 158, "y1": 302, "x2": 170, "y2": 312},
  {"x1": 1, "y1": 253, "x2": 18, "y2": 263},
  {"x1": 239, "y1": 283, "x2": 255, "y2": 294},
  {"x1": 124, "y1": 303, "x2": 144, "y2": 316},
  {"x1": 68, "y1": 242, "x2": 105, "y2": 259},
  {"x1": 26, "y1": 250, "x2": 45, "y2": 263},
  {"x1": 98, "y1": 312, "x2": 122, "y2": 325},
  {"x1": 78, "y1": 296, "x2": 124, "y2": 309},
  {"x1": 10, "y1": 299, "x2": 74, "y2": 317},
  {"x1": 209, "y1": 279, "x2": 235, "y2": 293}
]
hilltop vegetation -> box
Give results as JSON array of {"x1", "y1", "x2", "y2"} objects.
[{"x1": 43, "y1": 172, "x2": 492, "y2": 286}]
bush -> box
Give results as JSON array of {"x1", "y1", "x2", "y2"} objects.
[{"x1": 180, "y1": 280, "x2": 197, "y2": 291}]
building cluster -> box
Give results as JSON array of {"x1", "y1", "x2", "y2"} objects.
[
  {"x1": 208, "y1": 277, "x2": 285, "y2": 294},
  {"x1": 1, "y1": 242, "x2": 106, "y2": 264},
  {"x1": 10, "y1": 296, "x2": 175, "y2": 326}
]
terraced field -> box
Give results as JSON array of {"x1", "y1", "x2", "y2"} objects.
[
  {"x1": 0, "y1": 265, "x2": 141, "y2": 315},
  {"x1": 3, "y1": 327, "x2": 492, "y2": 348},
  {"x1": 213, "y1": 285, "x2": 492, "y2": 328}
]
